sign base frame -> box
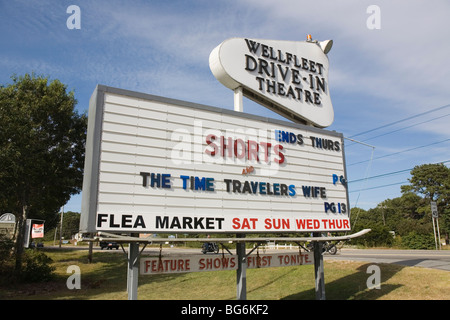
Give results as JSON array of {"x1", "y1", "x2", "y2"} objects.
[{"x1": 83, "y1": 229, "x2": 370, "y2": 300}]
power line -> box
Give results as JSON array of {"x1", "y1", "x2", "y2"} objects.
[
  {"x1": 348, "y1": 138, "x2": 450, "y2": 166},
  {"x1": 349, "y1": 168, "x2": 411, "y2": 184},
  {"x1": 344, "y1": 137, "x2": 375, "y2": 148},
  {"x1": 348, "y1": 103, "x2": 450, "y2": 139},
  {"x1": 349, "y1": 181, "x2": 407, "y2": 193},
  {"x1": 346, "y1": 112, "x2": 450, "y2": 147},
  {"x1": 348, "y1": 159, "x2": 450, "y2": 183}
]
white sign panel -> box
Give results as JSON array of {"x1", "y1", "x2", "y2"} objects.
[
  {"x1": 140, "y1": 252, "x2": 314, "y2": 275},
  {"x1": 209, "y1": 37, "x2": 334, "y2": 128},
  {"x1": 80, "y1": 86, "x2": 350, "y2": 234},
  {"x1": 430, "y1": 201, "x2": 438, "y2": 218}
]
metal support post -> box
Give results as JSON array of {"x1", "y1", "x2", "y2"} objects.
[
  {"x1": 127, "y1": 241, "x2": 140, "y2": 300},
  {"x1": 234, "y1": 87, "x2": 243, "y2": 112},
  {"x1": 313, "y1": 233, "x2": 326, "y2": 300},
  {"x1": 436, "y1": 217, "x2": 441, "y2": 250},
  {"x1": 236, "y1": 234, "x2": 246, "y2": 300}
]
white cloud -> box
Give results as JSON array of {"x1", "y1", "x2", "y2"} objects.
[{"x1": 242, "y1": 0, "x2": 450, "y2": 109}]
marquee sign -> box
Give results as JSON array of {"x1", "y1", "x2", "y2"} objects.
[
  {"x1": 79, "y1": 85, "x2": 350, "y2": 234},
  {"x1": 209, "y1": 37, "x2": 334, "y2": 128}
]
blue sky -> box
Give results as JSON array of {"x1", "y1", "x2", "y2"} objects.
[{"x1": 1, "y1": 0, "x2": 449, "y2": 213}]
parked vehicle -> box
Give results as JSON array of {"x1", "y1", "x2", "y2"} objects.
[
  {"x1": 201, "y1": 242, "x2": 219, "y2": 254},
  {"x1": 306, "y1": 241, "x2": 337, "y2": 255},
  {"x1": 100, "y1": 241, "x2": 119, "y2": 250}
]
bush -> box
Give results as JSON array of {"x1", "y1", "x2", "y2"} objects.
[
  {"x1": 400, "y1": 232, "x2": 435, "y2": 250},
  {"x1": 21, "y1": 250, "x2": 55, "y2": 282},
  {"x1": 0, "y1": 234, "x2": 55, "y2": 283},
  {"x1": 353, "y1": 226, "x2": 394, "y2": 247},
  {"x1": 0, "y1": 235, "x2": 14, "y2": 265}
]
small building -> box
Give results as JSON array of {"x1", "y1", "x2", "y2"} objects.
[{"x1": 0, "y1": 213, "x2": 16, "y2": 239}]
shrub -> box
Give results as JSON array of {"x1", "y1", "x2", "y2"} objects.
[
  {"x1": 353, "y1": 226, "x2": 394, "y2": 247},
  {"x1": 0, "y1": 235, "x2": 15, "y2": 281},
  {"x1": 0, "y1": 235, "x2": 14, "y2": 264},
  {"x1": 400, "y1": 232, "x2": 435, "y2": 250},
  {"x1": 21, "y1": 250, "x2": 55, "y2": 282}
]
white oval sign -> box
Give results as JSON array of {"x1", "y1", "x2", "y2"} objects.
[{"x1": 210, "y1": 38, "x2": 334, "y2": 128}]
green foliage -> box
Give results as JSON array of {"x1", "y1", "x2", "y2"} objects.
[
  {"x1": 400, "y1": 232, "x2": 436, "y2": 250},
  {"x1": 401, "y1": 163, "x2": 450, "y2": 202},
  {"x1": 0, "y1": 73, "x2": 87, "y2": 221},
  {"x1": 351, "y1": 163, "x2": 449, "y2": 249},
  {"x1": 21, "y1": 250, "x2": 55, "y2": 282},
  {"x1": 352, "y1": 225, "x2": 394, "y2": 247},
  {"x1": 0, "y1": 236, "x2": 54, "y2": 284},
  {"x1": 401, "y1": 163, "x2": 450, "y2": 237},
  {"x1": 0, "y1": 73, "x2": 87, "y2": 274},
  {"x1": 44, "y1": 211, "x2": 80, "y2": 241},
  {"x1": 0, "y1": 235, "x2": 14, "y2": 274}
]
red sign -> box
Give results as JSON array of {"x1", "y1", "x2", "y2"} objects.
[{"x1": 31, "y1": 224, "x2": 44, "y2": 238}]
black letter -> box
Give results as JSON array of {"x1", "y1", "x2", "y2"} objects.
[
  {"x1": 244, "y1": 39, "x2": 260, "y2": 53},
  {"x1": 314, "y1": 92, "x2": 321, "y2": 105},
  {"x1": 122, "y1": 215, "x2": 133, "y2": 228},
  {"x1": 97, "y1": 214, "x2": 108, "y2": 227},
  {"x1": 216, "y1": 218, "x2": 224, "y2": 229},
  {"x1": 224, "y1": 179, "x2": 232, "y2": 192},
  {"x1": 155, "y1": 216, "x2": 169, "y2": 229},
  {"x1": 245, "y1": 54, "x2": 257, "y2": 71},
  {"x1": 334, "y1": 141, "x2": 340, "y2": 152},
  {"x1": 109, "y1": 214, "x2": 120, "y2": 228},
  {"x1": 133, "y1": 215, "x2": 146, "y2": 228},
  {"x1": 140, "y1": 172, "x2": 150, "y2": 187}
]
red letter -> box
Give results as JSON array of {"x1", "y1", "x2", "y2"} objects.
[
  {"x1": 247, "y1": 140, "x2": 259, "y2": 161},
  {"x1": 221, "y1": 136, "x2": 233, "y2": 157},
  {"x1": 343, "y1": 219, "x2": 350, "y2": 229},
  {"x1": 260, "y1": 142, "x2": 271, "y2": 162},
  {"x1": 274, "y1": 144, "x2": 285, "y2": 164},
  {"x1": 205, "y1": 134, "x2": 217, "y2": 156},
  {"x1": 234, "y1": 139, "x2": 246, "y2": 159}
]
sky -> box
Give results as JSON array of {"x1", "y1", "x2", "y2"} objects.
[{"x1": 1, "y1": 0, "x2": 449, "y2": 213}]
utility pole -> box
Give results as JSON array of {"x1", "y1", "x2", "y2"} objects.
[
  {"x1": 431, "y1": 202, "x2": 441, "y2": 250},
  {"x1": 377, "y1": 204, "x2": 387, "y2": 226},
  {"x1": 58, "y1": 206, "x2": 64, "y2": 248}
]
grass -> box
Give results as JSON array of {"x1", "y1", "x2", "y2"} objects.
[{"x1": 1, "y1": 248, "x2": 449, "y2": 300}]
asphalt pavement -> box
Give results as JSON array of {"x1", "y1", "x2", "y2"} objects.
[{"x1": 324, "y1": 248, "x2": 450, "y2": 271}]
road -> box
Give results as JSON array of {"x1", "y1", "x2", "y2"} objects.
[{"x1": 325, "y1": 248, "x2": 450, "y2": 271}]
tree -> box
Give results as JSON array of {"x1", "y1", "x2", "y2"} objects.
[
  {"x1": 45, "y1": 211, "x2": 81, "y2": 241},
  {"x1": 402, "y1": 163, "x2": 450, "y2": 202},
  {"x1": 0, "y1": 74, "x2": 87, "y2": 275},
  {"x1": 401, "y1": 163, "x2": 450, "y2": 243}
]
